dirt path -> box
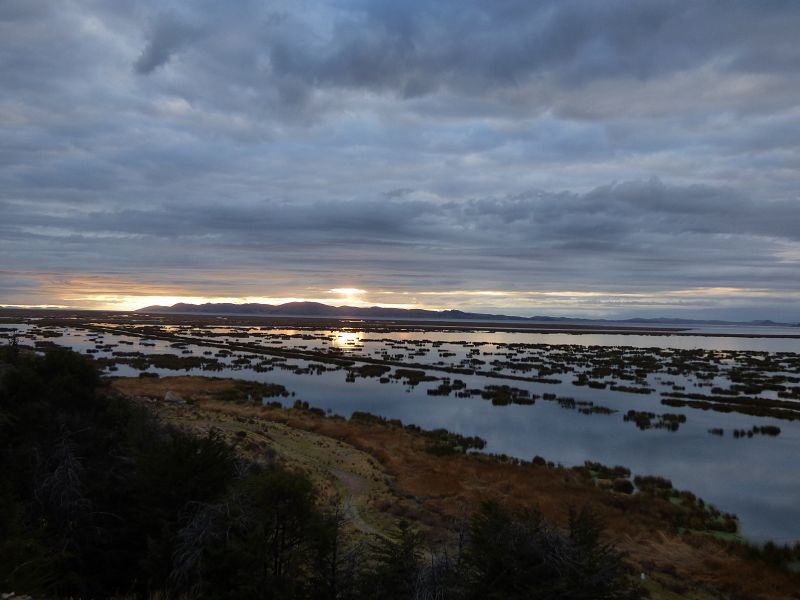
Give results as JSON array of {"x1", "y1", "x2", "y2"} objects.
[{"x1": 330, "y1": 468, "x2": 387, "y2": 539}]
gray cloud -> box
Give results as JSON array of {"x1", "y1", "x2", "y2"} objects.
[
  {"x1": 134, "y1": 14, "x2": 202, "y2": 74},
  {"x1": 1, "y1": 1, "x2": 799, "y2": 318},
  {"x1": 3, "y1": 179, "x2": 797, "y2": 291}
]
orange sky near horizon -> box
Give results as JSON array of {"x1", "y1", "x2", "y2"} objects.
[{"x1": 2, "y1": 269, "x2": 794, "y2": 319}]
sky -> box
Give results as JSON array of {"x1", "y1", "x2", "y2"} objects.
[{"x1": 1, "y1": 0, "x2": 799, "y2": 321}]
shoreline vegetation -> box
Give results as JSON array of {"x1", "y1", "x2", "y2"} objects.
[
  {"x1": 2, "y1": 344, "x2": 800, "y2": 598},
  {"x1": 6, "y1": 312, "x2": 799, "y2": 427}
]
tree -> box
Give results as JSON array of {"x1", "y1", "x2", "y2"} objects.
[
  {"x1": 461, "y1": 502, "x2": 644, "y2": 600},
  {"x1": 365, "y1": 521, "x2": 424, "y2": 600}
]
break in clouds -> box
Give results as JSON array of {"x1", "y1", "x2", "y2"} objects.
[{"x1": 1, "y1": 0, "x2": 799, "y2": 319}]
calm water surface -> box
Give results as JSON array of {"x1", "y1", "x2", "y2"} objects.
[{"x1": 5, "y1": 322, "x2": 799, "y2": 542}]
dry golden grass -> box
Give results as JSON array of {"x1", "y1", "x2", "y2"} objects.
[{"x1": 111, "y1": 375, "x2": 244, "y2": 399}]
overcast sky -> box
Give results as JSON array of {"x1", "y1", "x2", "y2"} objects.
[{"x1": 1, "y1": 0, "x2": 799, "y2": 320}]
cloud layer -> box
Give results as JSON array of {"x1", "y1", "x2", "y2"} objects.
[{"x1": 1, "y1": 1, "x2": 799, "y2": 319}]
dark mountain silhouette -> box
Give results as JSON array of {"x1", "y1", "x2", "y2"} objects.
[
  {"x1": 137, "y1": 301, "x2": 533, "y2": 321},
  {"x1": 134, "y1": 301, "x2": 798, "y2": 327}
]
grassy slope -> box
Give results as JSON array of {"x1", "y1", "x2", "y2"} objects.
[{"x1": 111, "y1": 376, "x2": 800, "y2": 600}]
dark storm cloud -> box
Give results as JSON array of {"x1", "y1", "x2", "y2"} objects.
[
  {"x1": 1, "y1": 1, "x2": 799, "y2": 317},
  {"x1": 3, "y1": 180, "x2": 797, "y2": 294},
  {"x1": 134, "y1": 14, "x2": 202, "y2": 74},
  {"x1": 140, "y1": 1, "x2": 800, "y2": 111}
]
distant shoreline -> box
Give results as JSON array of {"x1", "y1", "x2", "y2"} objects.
[{"x1": 3, "y1": 307, "x2": 800, "y2": 339}]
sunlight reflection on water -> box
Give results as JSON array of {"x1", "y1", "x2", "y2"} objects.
[{"x1": 330, "y1": 330, "x2": 363, "y2": 351}]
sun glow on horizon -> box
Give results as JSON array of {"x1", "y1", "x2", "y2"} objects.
[
  {"x1": 328, "y1": 287, "x2": 368, "y2": 305},
  {"x1": 69, "y1": 291, "x2": 420, "y2": 312},
  {"x1": 4, "y1": 269, "x2": 797, "y2": 319}
]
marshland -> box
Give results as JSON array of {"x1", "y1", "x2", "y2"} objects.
[{"x1": 4, "y1": 310, "x2": 799, "y2": 546}]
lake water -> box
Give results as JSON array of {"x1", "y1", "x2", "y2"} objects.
[{"x1": 4, "y1": 321, "x2": 799, "y2": 543}]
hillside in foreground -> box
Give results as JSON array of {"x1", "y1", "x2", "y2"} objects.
[
  {"x1": 113, "y1": 375, "x2": 800, "y2": 600},
  {"x1": 2, "y1": 345, "x2": 799, "y2": 598}
]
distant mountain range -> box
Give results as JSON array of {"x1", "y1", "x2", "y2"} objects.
[
  {"x1": 135, "y1": 301, "x2": 798, "y2": 327},
  {"x1": 138, "y1": 301, "x2": 536, "y2": 321}
]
